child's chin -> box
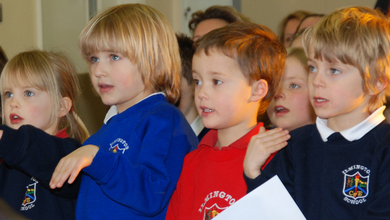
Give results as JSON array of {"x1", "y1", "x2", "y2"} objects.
[
  {"x1": 202, "y1": 122, "x2": 217, "y2": 130},
  {"x1": 7, "y1": 123, "x2": 22, "y2": 130}
]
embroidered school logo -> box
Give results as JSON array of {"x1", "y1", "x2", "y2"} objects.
[
  {"x1": 109, "y1": 138, "x2": 129, "y2": 154},
  {"x1": 20, "y1": 178, "x2": 38, "y2": 211},
  {"x1": 204, "y1": 203, "x2": 227, "y2": 220},
  {"x1": 342, "y1": 164, "x2": 370, "y2": 205}
]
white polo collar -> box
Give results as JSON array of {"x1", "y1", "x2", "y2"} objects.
[
  {"x1": 317, "y1": 106, "x2": 385, "y2": 142},
  {"x1": 191, "y1": 115, "x2": 204, "y2": 136}
]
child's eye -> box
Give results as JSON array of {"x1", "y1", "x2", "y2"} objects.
[
  {"x1": 213, "y1": 79, "x2": 222, "y2": 85},
  {"x1": 308, "y1": 65, "x2": 317, "y2": 72},
  {"x1": 194, "y1": 79, "x2": 202, "y2": 86},
  {"x1": 25, "y1": 90, "x2": 34, "y2": 97},
  {"x1": 289, "y1": 83, "x2": 300, "y2": 89},
  {"x1": 90, "y1": 56, "x2": 99, "y2": 64},
  {"x1": 110, "y1": 54, "x2": 120, "y2": 61},
  {"x1": 4, "y1": 91, "x2": 12, "y2": 98},
  {"x1": 331, "y1": 68, "x2": 341, "y2": 74}
]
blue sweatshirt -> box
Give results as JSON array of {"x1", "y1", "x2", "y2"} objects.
[{"x1": 77, "y1": 93, "x2": 198, "y2": 219}]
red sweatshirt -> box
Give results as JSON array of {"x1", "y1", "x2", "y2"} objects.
[{"x1": 166, "y1": 123, "x2": 274, "y2": 220}]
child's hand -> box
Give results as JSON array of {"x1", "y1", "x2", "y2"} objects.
[
  {"x1": 49, "y1": 145, "x2": 99, "y2": 189},
  {"x1": 244, "y1": 127, "x2": 290, "y2": 179}
]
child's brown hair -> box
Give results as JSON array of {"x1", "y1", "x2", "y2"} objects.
[{"x1": 194, "y1": 22, "x2": 286, "y2": 115}]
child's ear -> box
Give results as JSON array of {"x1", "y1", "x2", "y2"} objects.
[
  {"x1": 59, "y1": 97, "x2": 72, "y2": 118},
  {"x1": 369, "y1": 78, "x2": 388, "y2": 95},
  {"x1": 249, "y1": 79, "x2": 268, "y2": 102}
]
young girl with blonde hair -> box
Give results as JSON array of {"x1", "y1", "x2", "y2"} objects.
[
  {"x1": 266, "y1": 47, "x2": 316, "y2": 131},
  {"x1": 0, "y1": 49, "x2": 89, "y2": 220},
  {"x1": 49, "y1": 4, "x2": 198, "y2": 219}
]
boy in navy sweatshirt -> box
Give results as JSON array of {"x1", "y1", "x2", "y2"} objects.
[{"x1": 244, "y1": 6, "x2": 390, "y2": 219}]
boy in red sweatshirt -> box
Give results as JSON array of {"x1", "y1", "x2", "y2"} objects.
[{"x1": 166, "y1": 22, "x2": 287, "y2": 219}]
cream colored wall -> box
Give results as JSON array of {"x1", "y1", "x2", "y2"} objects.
[
  {"x1": 0, "y1": 0, "x2": 40, "y2": 60},
  {"x1": 41, "y1": 0, "x2": 88, "y2": 73},
  {"x1": 147, "y1": 0, "x2": 182, "y2": 32},
  {"x1": 42, "y1": 0, "x2": 154, "y2": 73},
  {"x1": 241, "y1": 0, "x2": 377, "y2": 35}
]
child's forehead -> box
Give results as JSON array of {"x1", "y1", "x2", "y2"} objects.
[
  {"x1": 194, "y1": 48, "x2": 236, "y2": 62},
  {"x1": 284, "y1": 57, "x2": 308, "y2": 77},
  {"x1": 193, "y1": 49, "x2": 248, "y2": 80},
  {"x1": 194, "y1": 49, "x2": 238, "y2": 68}
]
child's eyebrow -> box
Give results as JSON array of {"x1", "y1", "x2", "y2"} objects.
[
  {"x1": 21, "y1": 86, "x2": 37, "y2": 90},
  {"x1": 210, "y1": 71, "x2": 229, "y2": 77},
  {"x1": 285, "y1": 76, "x2": 306, "y2": 81}
]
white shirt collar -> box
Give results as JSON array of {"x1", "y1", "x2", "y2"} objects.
[
  {"x1": 191, "y1": 115, "x2": 204, "y2": 136},
  {"x1": 103, "y1": 92, "x2": 165, "y2": 124},
  {"x1": 317, "y1": 106, "x2": 386, "y2": 142}
]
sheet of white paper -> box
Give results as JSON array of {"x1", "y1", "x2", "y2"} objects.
[{"x1": 213, "y1": 175, "x2": 306, "y2": 220}]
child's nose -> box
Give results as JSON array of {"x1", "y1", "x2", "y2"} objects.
[
  {"x1": 93, "y1": 62, "x2": 107, "y2": 77},
  {"x1": 10, "y1": 97, "x2": 20, "y2": 108},
  {"x1": 312, "y1": 73, "x2": 325, "y2": 88},
  {"x1": 274, "y1": 87, "x2": 285, "y2": 100},
  {"x1": 196, "y1": 85, "x2": 207, "y2": 100}
]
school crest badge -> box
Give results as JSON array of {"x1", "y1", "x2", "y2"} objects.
[
  {"x1": 343, "y1": 171, "x2": 369, "y2": 201},
  {"x1": 20, "y1": 178, "x2": 38, "y2": 211},
  {"x1": 204, "y1": 203, "x2": 227, "y2": 220},
  {"x1": 109, "y1": 138, "x2": 129, "y2": 154}
]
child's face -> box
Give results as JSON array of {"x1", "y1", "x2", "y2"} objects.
[
  {"x1": 88, "y1": 51, "x2": 152, "y2": 113},
  {"x1": 192, "y1": 50, "x2": 257, "y2": 132},
  {"x1": 2, "y1": 84, "x2": 58, "y2": 135},
  {"x1": 307, "y1": 52, "x2": 372, "y2": 130},
  {"x1": 267, "y1": 57, "x2": 315, "y2": 131}
]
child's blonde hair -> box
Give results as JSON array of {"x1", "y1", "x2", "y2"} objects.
[
  {"x1": 287, "y1": 47, "x2": 308, "y2": 68},
  {"x1": 303, "y1": 6, "x2": 390, "y2": 113},
  {"x1": 0, "y1": 50, "x2": 89, "y2": 142},
  {"x1": 79, "y1": 3, "x2": 180, "y2": 104},
  {"x1": 195, "y1": 22, "x2": 286, "y2": 115}
]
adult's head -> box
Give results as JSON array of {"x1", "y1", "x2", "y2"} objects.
[
  {"x1": 277, "y1": 10, "x2": 314, "y2": 47},
  {"x1": 188, "y1": 5, "x2": 250, "y2": 41}
]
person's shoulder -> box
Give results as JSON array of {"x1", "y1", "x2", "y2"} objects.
[
  {"x1": 371, "y1": 122, "x2": 390, "y2": 159},
  {"x1": 144, "y1": 96, "x2": 182, "y2": 117},
  {"x1": 371, "y1": 122, "x2": 390, "y2": 143},
  {"x1": 289, "y1": 124, "x2": 317, "y2": 141},
  {"x1": 181, "y1": 147, "x2": 208, "y2": 168},
  {"x1": 372, "y1": 121, "x2": 390, "y2": 136}
]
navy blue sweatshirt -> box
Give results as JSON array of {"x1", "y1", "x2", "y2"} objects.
[
  {"x1": 245, "y1": 122, "x2": 390, "y2": 220},
  {"x1": 0, "y1": 125, "x2": 81, "y2": 220}
]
